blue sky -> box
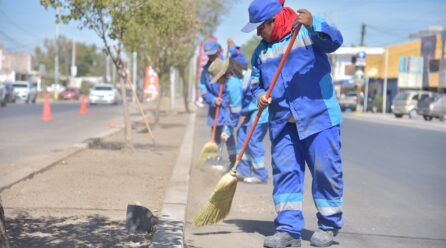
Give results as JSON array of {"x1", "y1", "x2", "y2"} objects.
[{"x1": 1, "y1": 0, "x2": 445, "y2": 53}]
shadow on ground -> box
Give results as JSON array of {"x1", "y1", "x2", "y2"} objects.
[
  {"x1": 223, "y1": 219, "x2": 314, "y2": 241},
  {"x1": 6, "y1": 212, "x2": 151, "y2": 247}
]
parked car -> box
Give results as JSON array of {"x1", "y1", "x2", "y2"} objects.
[
  {"x1": 0, "y1": 84, "x2": 6, "y2": 107},
  {"x1": 59, "y1": 88, "x2": 80, "y2": 100},
  {"x1": 391, "y1": 91, "x2": 434, "y2": 118},
  {"x1": 339, "y1": 91, "x2": 359, "y2": 112},
  {"x1": 12, "y1": 81, "x2": 37, "y2": 103},
  {"x1": 417, "y1": 94, "x2": 446, "y2": 121},
  {"x1": 47, "y1": 83, "x2": 66, "y2": 94},
  {"x1": 88, "y1": 84, "x2": 120, "y2": 105}
]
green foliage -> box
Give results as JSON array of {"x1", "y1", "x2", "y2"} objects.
[
  {"x1": 374, "y1": 95, "x2": 383, "y2": 112},
  {"x1": 240, "y1": 36, "x2": 261, "y2": 68},
  {"x1": 33, "y1": 35, "x2": 106, "y2": 81},
  {"x1": 80, "y1": 81, "x2": 93, "y2": 95}
]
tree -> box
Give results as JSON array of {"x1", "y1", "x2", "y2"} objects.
[
  {"x1": 240, "y1": 36, "x2": 261, "y2": 68},
  {"x1": 33, "y1": 36, "x2": 106, "y2": 85},
  {"x1": 40, "y1": 0, "x2": 147, "y2": 146},
  {"x1": 41, "y1": 0, "x2": 234, "y2": 128}
]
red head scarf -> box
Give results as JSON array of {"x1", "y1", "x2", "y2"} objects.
[{"x1": 269, "y1": 7, "x2": 298, "y2": 42}]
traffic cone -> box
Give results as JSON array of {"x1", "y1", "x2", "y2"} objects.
[
  {"x1": 80, "y1": 95, "x2": 87, "y2": 115},
  {"x1": 41, "y1": 94, "x2": 52, "y2": 121}
]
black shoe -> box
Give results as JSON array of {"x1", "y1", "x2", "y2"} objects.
[
  {"x1": 264, "y1": 231, "x2": 301, "y2": 248},
  {"x1": 310, "y1": 229, "x2": 338, "y2": 247}
]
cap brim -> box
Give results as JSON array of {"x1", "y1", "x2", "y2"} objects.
[
  {"x1": 204, "y1": 49, "x2": 218, "y2": 56},
  {"x1": 241, "y1": 21, "x2": 263, "y2": 33}
]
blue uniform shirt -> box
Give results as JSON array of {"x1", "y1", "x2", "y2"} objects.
[
  {"x1": 251, "y1": 16, "x2": 343, "y2": 140},
  {"x1": 200, "y1": 62, "x2": 231, "y2": 126}
]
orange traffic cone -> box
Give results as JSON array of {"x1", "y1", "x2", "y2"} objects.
[
  {"x1": 80, "y1": 95, "x2": 87, "y2": 115},
  {"x1": 41, "y1": 94, "x2": 52, "y2": 121}
]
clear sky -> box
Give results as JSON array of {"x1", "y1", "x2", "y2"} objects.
[{"x1": 1, "y1": 0, "x2": 445, "y2": 54}]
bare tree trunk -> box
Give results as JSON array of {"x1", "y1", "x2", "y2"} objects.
[
  {"x1": 119, "y1": 77, "x2": 132, "y2": 146},
  {"x1": 0, "y1": 198, "x2": 10, "y2": 248},
  {"x1": 154, "y1": 86, "x2": 162, "y2": 125},
  {"x1": 179, "y1": 67, "x2": 190, "y2": 113}
]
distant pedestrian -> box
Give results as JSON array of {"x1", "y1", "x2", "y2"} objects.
[
  {"x1": 242, "y1": 0, "x2": 344, "y2": 247},
  {"x1": 226, "y1": 39, "x2": 270, "y2": 184},
  {"x1": 200, "y1": 39, "x2": 236, "y2": 166}
]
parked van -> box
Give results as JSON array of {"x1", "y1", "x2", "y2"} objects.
[
  {"x1": 391, "y1": 90, "x2": 434, "y2": 118},
  {"x1": 417, "y1": 94, "x2": 446, "y2": 121}
]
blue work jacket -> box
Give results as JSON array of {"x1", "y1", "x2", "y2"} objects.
[
  {"x1": 251, "y1": 16, "x2": 343, "y2": 140},
  {"x1": 200, "y1": 62, "x2": 231, "y2": 127}
]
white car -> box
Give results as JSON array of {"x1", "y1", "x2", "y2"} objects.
[
  {"x1": 88, "y1": 84, "x2": 120, "y2": 105},
  {"x1": 12, "y1": 81, "x2": 37, "y2": 103}
]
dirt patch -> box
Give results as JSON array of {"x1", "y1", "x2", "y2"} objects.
[{"x1": 1, "y1": 111, "x2": 190, "y2": 247}]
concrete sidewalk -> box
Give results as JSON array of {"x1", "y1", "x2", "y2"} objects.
[{"x1": 1, "y1": 98, "x2": 195, "y2": 247}]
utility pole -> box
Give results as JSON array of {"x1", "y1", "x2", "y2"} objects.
[
  {"x1": 105, "y1": 55, "x2": 110, "y2": 83},
  {"x1": 383, "y1": 48, "x2": 389, "y2": 114},
  {"x1": 360, "y1": 23, "x2": 366, "y2": 47},
  {"x1": 70, "y1": 39, "x2": 76, "y2": 87},
  {"x1": 54, "y1": 8, "x2": 59, "y2": 90}
]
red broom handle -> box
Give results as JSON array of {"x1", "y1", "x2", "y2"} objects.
[
  {"x1": 235, "y1": 24, "x2": 302, "y2": 163},
  {"x1": 210, "y1": 83, "x2": 225, "y2": 142}
]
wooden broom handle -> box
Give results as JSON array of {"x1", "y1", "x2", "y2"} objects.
[
  {"x1": 235, "y1": 23, "x2": 302, "y2": 162},
  {"x1": 210, "y1": 83, "x2": 225, "y2": 142}
]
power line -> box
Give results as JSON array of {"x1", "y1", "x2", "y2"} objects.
[
  {"x1": 0, "y1": 9, "x2": 42, "y2": 39},
  {"x1": 0, "y1": 30, "x2": 30, "y2": 48}
]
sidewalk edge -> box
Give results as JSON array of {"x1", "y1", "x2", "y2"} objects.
[{"x1": 150, "y1": 113, "x2": 196, "y2": 248}]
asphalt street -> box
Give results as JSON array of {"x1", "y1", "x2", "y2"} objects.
[
  {"x1": 0, "y1": 101, "x2": 123, "y2": 187},
  {"x1": 186, "y1": 109, "x2": 446, "y2": 248}
]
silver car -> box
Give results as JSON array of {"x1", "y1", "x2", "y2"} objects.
[
  {"x1": 417, "y1": 94, "x2": 446, "y2": 122},
  {"x1": 88, "y1": 84, "x2": 120, "y2": 105},
  {"x1": 391, "y1": 91, "x2": 434, "y2": 118},
  {"x1": 12, "y1": 81, "x2": 37, "y2": 103}
]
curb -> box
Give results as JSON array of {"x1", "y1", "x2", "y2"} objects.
[
  {"x1": 0, "y1": 125, "x2": 124, "y2": 193},
  {"x1": 150, "y1": 113, "x2": 195, "y2": 248}
]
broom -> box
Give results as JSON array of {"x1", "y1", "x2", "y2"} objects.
[
  {"x1": 193, "y1": 23, "x2": 303, "y2": 227},
  {"x1": 195, "y1": 82, "x2": 225, "y2": 168}
]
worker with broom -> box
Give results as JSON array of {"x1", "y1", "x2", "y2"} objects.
[
  {"x1": 242, "y1": 0, "x2": 344, "y2": 247},
  {"x1": 200, "y1": 39, "x2": 236, "y2": 167},
  {"x1": 224, "y1": 38, "x2": 271, "y2": 184}
]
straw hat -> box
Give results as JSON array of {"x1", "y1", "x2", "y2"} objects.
[{"x1": 208, "y1": 59, "x2": 229, "y2": 83}]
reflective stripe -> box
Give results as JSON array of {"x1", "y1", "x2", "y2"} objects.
[
  {"x1": 252, "y1": 161, "x2": 265, "y2": 169},
  {"x1": 275, "y1": 201, "x2": 302, "y2": 212},
  {"x1": 231, "y1": 106, "x2": 242, "y2": 113},
  {"x1": 318, "y1": 206, "x2": 343, "y2": 216},
  {"x1": 315, "y1": 198, "x2": 343, "y2": 216},
  {"x1": 274, "y1": 193, "x2": 303, "y2": 204},
  {"x1": 241, "y1": 153, "x2": 249, "y2": 161},
  {"x1": 251, "y1": 78, "x2": 260, "y2": 85},
  {"x1": 314, "y1": 198, "x2": 343, "y2": 208},
  {"x1": 251, "y1": 156, "x2": 265, "y2": 169},
  {"x1": 258, "y1": 37, "x2": 313, "y2": 62}
]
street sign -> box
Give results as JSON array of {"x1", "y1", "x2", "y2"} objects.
[{"x1": 356, "y1": 51, "x2": 366, "y2": 66}]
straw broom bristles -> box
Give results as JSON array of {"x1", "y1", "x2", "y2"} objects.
[
  {"x1": 195, "y1": 141, "x2": 219, "y2": 168},
  {"x1": 193, "y1": 167, "x2": 238, "y2": 226}
]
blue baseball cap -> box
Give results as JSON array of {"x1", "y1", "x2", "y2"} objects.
[
  {"x1": 241, "y1": 0, "x2": 283, "y2": 33},
  {"x1": 204, "y1": 40, "x2": 220, "y2": 56}
]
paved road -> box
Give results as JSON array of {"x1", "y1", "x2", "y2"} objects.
[
  {"x1": 0, "y1": 102, "x2": 123, "y2": 188},
  {"x1": 186, "y1": 109, "x2": 446, "y2": 248}
]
